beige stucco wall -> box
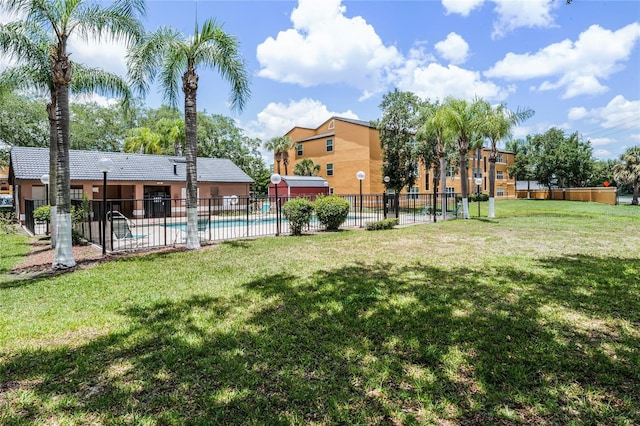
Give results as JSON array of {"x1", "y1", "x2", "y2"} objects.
[{"x1": 516, "y1": 187, "x2": 617, "y2": 205}]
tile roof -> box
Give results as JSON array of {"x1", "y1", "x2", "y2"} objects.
[
  {"x1": 10, "y1": 146, "x2": 253, "y2": 183},
  {"x1": 281, "y1": 175, "x2": 329, "y2": 188}
]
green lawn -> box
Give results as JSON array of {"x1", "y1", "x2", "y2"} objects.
[{"x1": 1, "y1": 200, "x2": 639, "y2": 425}]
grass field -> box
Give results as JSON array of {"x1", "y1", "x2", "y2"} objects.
[{"x1": 1, "y1": 200, "x2": 639, "y2": 424}]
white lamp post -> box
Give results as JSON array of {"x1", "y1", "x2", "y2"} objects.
[
  {"x1": 40, "y1": 174, "x2": 50, "y2": 235},
  {"x1": 270, "y1": 173, "x2": 282, "y2": 236},
  {"x1": 98, "y1": 158, "x2": 114, "y2": 255},
  {"x1": 356, "y1": 171, "x2": 365, "y2": 227}
]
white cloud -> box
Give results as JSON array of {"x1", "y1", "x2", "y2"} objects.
[
  {"x1": 491, "y1": 0, "x2": 557, "y2": 39},
  {"x1": 396, "y1": 61, "x2": 513, "y2": 102},
  {"x1": 256, "y1": 0, "x2": 403, "y2": 97},
  {"x1": 597, "y1": 95, "x2": 640, "y2": 129},
  {"x1": 441, "y1": 0, "x2": 556, "y2": 38},
  {"x1": 589, "y1": 137, "x2": 614, "y2": 147},
  {"x1": 71, "y1": 93, "x2": 120, "y2": 107},
  {"x1": 569, "y1": 95, "x2": 640, "y2": 130},
  {"x1": 245, "y1": 98, "x2": 358, "y2": 141},
  {"x1": 434, "y1": 32, "x2": 470, "y2": 65},
  {"x1": 68, "y1": 35, "x2": 129, "y2": 78},
  {"x1": 485, "y1": 23, "x2": 640, "y2": 98},
  {"x1": 441, "y1": 0, "x2": 485, "y2": 17},
  {"x1": 567, "y1": 107, "x2": 588, "y2": 121},
  {"x1": 593, "y1": 148, "x2": 613, "y2": 159},
  {"x1": 630, "y1": 134, "x2": 640, "y2": 142}
]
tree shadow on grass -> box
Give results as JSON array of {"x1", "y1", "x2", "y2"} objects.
[{"x1": 1, "y1": 257, "x2": 638, "y2": 424}]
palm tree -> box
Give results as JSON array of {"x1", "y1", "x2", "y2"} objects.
[
  {"x1": 440, "y1": 97, "x2": 487, "y2": 219},
  {"x1": 264, "y1": 136, "x2": 292, "y2": 175},
  {"x1": 481, "y1": 103, "x2": 534, "y2": 217},
  {"x1": 613, "y1": 146, "x2": 640, "y2": 205},
  {"x1": 430, "y1": 104, "x2": 453, "y2": 204},
  {"x1": 293, "y1": 158, "x2": 321, "y2": 176},
  {"x1": 128, "y1": 19, "x2": 250, "y2": 250},
  {"x1": 0, "y1": 0, "x2": 145, "y2": 268},
  {"x1": 123, "y1": 127, "x2": 163, "y2": 154},
  {"x1": 0, "y1": 18, "x2": 136, "y2": 253}
]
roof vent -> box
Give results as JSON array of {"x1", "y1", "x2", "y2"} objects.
[{"x1": 173, "y1": 164, "x2": 177, "y2": 175}]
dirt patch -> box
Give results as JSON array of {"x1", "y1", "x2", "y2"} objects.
[{"x1": 7, "y1": 237, "x2": 203, "y2": 280}]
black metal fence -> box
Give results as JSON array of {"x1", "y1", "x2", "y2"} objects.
[{"x1": 24, "y1": 192, "x2": 461, "y2": 253}]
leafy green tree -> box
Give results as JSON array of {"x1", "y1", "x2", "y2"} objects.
[
  {"x1": 440, "y1": 97, "x2": 487, "y2": 219},
  {"x1": 530, "y1": 128, "x2": 594, "y2": 192},
  {"x1": 588, "y1": 159, "x2": 618, "y2": 188},
  {"x1": 0, "y1": 93, "x2": 48, "y2": 147},
  {"x1": 0, "y1": 0, "x2": 145, "y2": 268},
  {"x1": 70, "y1": 101, "x2": 131, "y2": 152},
  {"x1": 293, "y1": 158, "x2": 321, "y2": 176},
  {"x1": 264, "y1": 135, "x2": 293, "y2": 175},
  {"x1": 123, "y1": 127, "x2": 163, "y2": 154},
  {"x1": 376, "y1": 89, "x2": 421, "y2": 194},
  {"x1": 506, "y1": 138, "x2": 536, "y2": 198},
  {"x1": 128, "y1": 19, "x2": 250, "y2": 250},
  {"x1": 155, "y1": 117, "x2": 185, "y2": 155},
  {"x1": 480, "y1": 102, "x2": 534, "y2": 217},
  {"x1": 613, "y1": 146, "x2": 640, "y2": 205}
]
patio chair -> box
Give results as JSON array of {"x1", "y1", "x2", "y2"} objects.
[{"x1": 107, "y1": 211, "x2": 146, "y2": 249}]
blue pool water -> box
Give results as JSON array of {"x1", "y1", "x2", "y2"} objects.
[{"x1": 165, "y1": 215, "x2": 360, "y2": 231}]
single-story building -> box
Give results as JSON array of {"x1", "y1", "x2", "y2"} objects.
[
  {"x1": 268, "y1": 175, "x2": 330, "y2": 199},
  {"x1": 9, "y1": 146, "x2": 253, "y2": 222}
]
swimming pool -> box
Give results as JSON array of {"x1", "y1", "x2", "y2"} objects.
[{"x1": 164, "y1": 215, "x2": 361, "y2": 231}]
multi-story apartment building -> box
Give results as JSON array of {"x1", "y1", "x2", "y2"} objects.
[{"x1": 283, "y1": 116, "x2": 516, "y2": 197}]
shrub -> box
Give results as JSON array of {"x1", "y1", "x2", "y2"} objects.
[
  {"x1": 366, "y1": 218, "x2": 399, "y2": 231},
  {"x1": 0, "y1": 212, "x2": 16, "y2": 234},
  {"x1": 33, "y1": 205, "x2": 51, "y2": 222},
  {"x1": 469, "y1": 193, "x2": 489, "y2": 202},
  {"x1": 282, "y1": 198, "x2": 315, "y2": 236},
  {"x1": 315, "y1": 195, "x2": 350, "y2": 231}
]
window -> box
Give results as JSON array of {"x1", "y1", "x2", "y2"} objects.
[
  {"x1": 70, "y1": 187, "x2": 83, "y2": 200},
  {"x1": 445, "y1": 187, "x2": 455, "y2": 198},
  {"x1": 496, "y1": 153, "x2": 504, "y2": 163},
  {"x1": 329, "y1": 187, "x2": 334, "y2": 195},
  {"x1": 412, "y1": 162, "x2": 420, "y2": 177},
  {"x1": 328, "y1": 119, "x2": 335, "y2": 130},
  {"x1": 297, "y1": 144, "x2": 303, "y2": 156},
  {"x1": 326, "y1": 163, "x2": 334, "y2": 176},
  {"x1": 408, "y1": 186, "x2": 419, "y2": 200},
  {"x1": 425, "y1": 173, "x2": 430, "y2": 191},
  {"x1": 326, "y1": 139, "x2": 333, "y2": 152},
  {"x1": 497, "y1": 187, "x2": 504, "y2": 197},
  {"x1": 497, "y1": 170, "x2": 504, "y2": 180},
  {"x1": 473, "y1": 168, "x2": 482, "y2": 178},
  {"x1": 446, "y1": 167, "x2": 456, "y2": 178}
]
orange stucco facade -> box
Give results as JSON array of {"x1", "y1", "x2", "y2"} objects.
[{"x1": 283, "y1": 117, "x2": 516, "y2": 197}]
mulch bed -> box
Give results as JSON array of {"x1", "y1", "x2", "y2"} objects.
[{"x1": 7, "y1": 237, "x2": 194, "y2": 280}]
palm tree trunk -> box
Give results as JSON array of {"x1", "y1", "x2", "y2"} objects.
[
  {"x1": 439, "y1": 155, "x2": 447, "y2": 216},
  {"x1": 47, "y1": 100, "x2": 58, "y2": 248},
  {"x1": 52, "y1": 49, "x2": 76, "y2": 269},
  {"x1": 633, "y1": 180, "x2": 639, "y2": 205},
  {"x1": 489, "y1": 155, "x2": 497, "y2": 218},
  {"x1": 459, "y1": 143, "x2": 470, "y2": 219},
  {"x1": 183, "y1": 69, "x2": 201, "y2": 250}
]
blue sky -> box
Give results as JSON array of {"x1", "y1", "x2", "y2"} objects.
[{"x1": 2, "y1": 0, "x2": 639, "y2": 160}]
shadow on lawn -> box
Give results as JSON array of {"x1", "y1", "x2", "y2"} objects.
[{"x1": 1, "y1": 256, "x2": 638, "y2": 424}]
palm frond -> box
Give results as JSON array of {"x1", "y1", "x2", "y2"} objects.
[
  {"x1": 127, "y1": 27, "x2": 181, "y2": 96},
  {"x1": 70, "y1": 64, "x2": 132, "y2": 107}
]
